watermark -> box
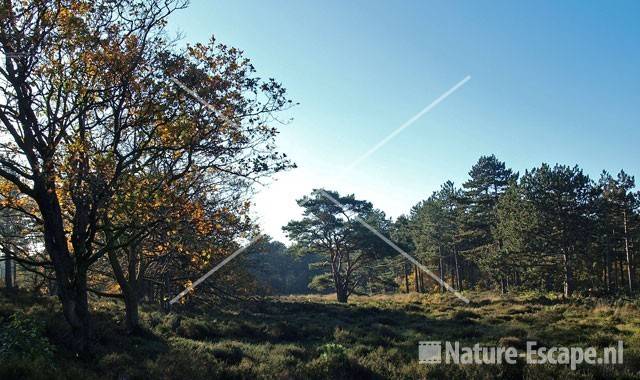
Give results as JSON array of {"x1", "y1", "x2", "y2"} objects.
[{"x1": 419, "y1": 341, "x2": 624, "y2": 370}]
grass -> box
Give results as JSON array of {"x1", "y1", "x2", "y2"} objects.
[{"x1": 1, "y1": 290, "x2": 640, "y2": 379}]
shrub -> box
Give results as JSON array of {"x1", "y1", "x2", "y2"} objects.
[
  {"x1": 452, "y1": 310, "x2": 480, "y2": 321},
  {"x1": 209, "y1": 342, "x2": 244, "y2": 365},
  {"x1": 502, "y1": 327, "x2": 528, "y2": 339},
  {"x1": 333, "y1": 326, "x2": 354, "y2": 344},
  {"x1": 588, "y1": 331, "x2": 617, "y2": 348},
  {"x1": 0, "y1": 312, "x2": 54, "y2": 361},
  {"x1": 149, "y1": 349, "x2": 226, "y2": 379},
  {"x1": 265, "y1": 321, "x2": 300, "y2": 341},
  {"x1": 498, "y1": 336, "x2": 524, "y2": 350},
  {"x1": 154, "y1": 313, "x2": 181, "y2": 335},
  {"x1": 318, "y1": 343, "x2": 347, "y2": 360},
  {"x1": 97, "y1": 352, "x2": 146, "y2": 380},
  {"x1": 303, "y1": 343, "x2": 373, "y2": 379},
  {"x1": 176, "y1": 317, "x2": 212, "y2": 340},
  {"x1": 357, "y1": 346, "x2": 406, "y2": 378}
]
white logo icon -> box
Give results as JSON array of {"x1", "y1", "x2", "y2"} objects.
[{"x1": 419, "y1": 341, "x2": 442, "y2": 364}]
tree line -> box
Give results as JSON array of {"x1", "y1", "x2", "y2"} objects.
[{"x1": 284, "y1": 155, "x2": 639, "y2": 303}]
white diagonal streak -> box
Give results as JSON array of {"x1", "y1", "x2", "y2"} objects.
[
  {"x1": 169, "y1": 77, "x2": 217, "y2": 113},
  {"x1": 168, "y1": 75, "x2": 471, "y2": 304},
  {"x1": 315, "y1": 189, "x2": 469, "y2": 303},
  {"x1": 340, "y1": 75, "x2": 471, "y2": 178},
  {"x1": 169, "y1": 235, "x2": 263, "y2": 304}
]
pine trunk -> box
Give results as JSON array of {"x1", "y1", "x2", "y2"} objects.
[
  {"x1": 453, "y1": 250, "x2": 461, "y2": 290},
  {"x1": 404, "y1": 264, "x2": 410, "y2": 293},
  {"x1": 563, "y1": 252, "x2": 574, "y2": 297},
  {"x1": 439, "y1": 255, "x2": 445, "y2": 293},
  {"x1": 623, "y1": 210, "x2": 633, "y2": 294}
]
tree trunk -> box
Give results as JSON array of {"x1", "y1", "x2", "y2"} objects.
[
  {"x1": 453, "y1": 250, "x2": 461, "y2": 290},
  {"x1": 4, "y1": 254, "x2": 13, "y2": 289},
  {"x1": 623, "y1": 210, "x2": 633, "y2": 294},
  {"x1": 336, "y1": 283, "x2": 348, "y2": 303},
  {"x1": 438, "y1": 254, "x2": 445, "y2": 293},
  {"x1": 604, "y1": 248, "x2": 611, "y2": 293},
  {"x1": 563, "y1": 253, "x2": 574, "y2": 297},
  {"x1": 58, "y1": 269, "x2": 92, "y2": 353},
  {"x1": 162, "y1": 274, "x2": 171, "y2": 312},
  {"x1": 544, "y1": 274, "x2": 553, "y2": 292},
  {"x1": 44, "y1": 234, "x2": 92, "y2": 353},
  {"x1": 618, "y1": 252, "x2": 624, "y2": 292},
  {"x1": 124, "y1": 293, "x2": 141, "y2": 333},
  {"x1": 404, "y1": 263, "x2": 410, "y2": 293},
  {"x1": 414, "y1": 265, "x2": 420, "y2": 292},
  {"x1": 108, "y1": 250, "x2": 142, "y2": 334},
  {"x1": 36, "y1": 180, "x2": 93, "y2": 352}
]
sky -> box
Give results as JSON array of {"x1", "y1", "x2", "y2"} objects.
[{"x1": 168, "y1": 0, "x2": 640, "y2": 242}]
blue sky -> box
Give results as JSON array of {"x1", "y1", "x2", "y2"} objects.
[{"x1": 169, "y1": 1, "x2": 640, "y2": 242}]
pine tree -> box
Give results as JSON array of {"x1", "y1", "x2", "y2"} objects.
[
  {"x1": 520, "y1": 164, "x2": 595, "y2": 297},
  {"x1": 598, "y1": 170, "x2": 637, "y2": 294},
  {"x1": 460, "y1": 155, "x2": 517, "y2": 289}
]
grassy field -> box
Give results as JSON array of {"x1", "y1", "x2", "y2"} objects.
[{"x1": 1, "y1": 291, "x2": 640, "y2": 379}]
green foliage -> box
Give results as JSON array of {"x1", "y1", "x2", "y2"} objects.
[
  {"x1": 245, "y1": 236, "x2": 323, "y2": 295},
  {"x1": 308, "y1": 273, "x2": 335, "y2": 293},
  {"x1": 283, "y1": 189, "x2": 394, "y2": 302},
  {"x1": 451, "y1": 309, "x2": 481, "y2": 321},
  {"x1": 401, "y1": 155, "x2": 640, "y2": 298},
  {"x1": 318, "y1": 342, "x2": 347, "y2": 359},
  {"x1": 175, "y1": 317, "x2": 213, "y2": 339},
  {"x1": 304, "y1": 343, "x2": 373, "y2": 380},
  {"x1": 0, "y1": 312, "x2": 54, "y2": 361},
  {"x1": 410, "y1": 181, "x2": 466, "y2": 286}
]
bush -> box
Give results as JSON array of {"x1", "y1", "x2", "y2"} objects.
[
  {"x1": 0, "y1": 357, "x2": 55, "y2": 380},
  {"x1": 303, "y1": 343, "x2": 373, "y2": 379},
  {"x1": 318, "y1": 343, "x2": 347, "y2": 360},
  {"x1": 265, "y1": 321, "x2": 301, "y2": 341},
  {"x1": 176, "y1": 317, "x2": 212, "y2": 340},
  {"x1": 97, "y1": 352, "x2": 150, "y2": 380},
  {"x1": 498, "y1": 336, "x2": 524, "y2": 350},
  {"x1": 0, "y1": 312, "x2": 54, "y2": 361},
  {"x1": 149, "y1": 349, "x2": 226, "y2": 379},
  {"x1": 209, "y1": 342, "x2": 244, "y2": 365},
  {"x1": 154, "y1": 313, "x2": 181, "y2": 335},
  {"x1": 588, "y1": 331, "x2": 617, "y2": 348},
  {"x1": 333, "y1": 326, "x2": 354, "y2": 344},
  {"x1": 452, "y1": 310, "x2": 480, "y2": 321}
]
